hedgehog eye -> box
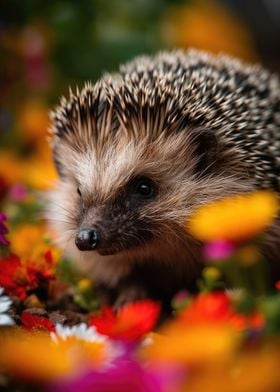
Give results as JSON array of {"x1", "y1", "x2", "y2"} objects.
[
  {"x1": 77, "y1": 187, "x2": 82, "y2": 197},
  {"x1": 133, "y1": 177, "x2": 156, "y2": 199}
]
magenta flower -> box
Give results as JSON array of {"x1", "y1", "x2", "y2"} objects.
[
  {"x1": 49, "y1": 356, "x2": 171, "y2": 392},
  {"x1": 9, "y1": 184, "x2": 28, "y2": 202},
  {"x1": 203, "y1": 240, "x2": 235, "y2": 261},
  {"x1": 0, "y1": 212, "x2": 9, "y2": 246}
]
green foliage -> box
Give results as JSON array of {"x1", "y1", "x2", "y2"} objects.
[
  {"x1": 2, "y1": 0, "x2": 189, "y2": 89},
  {"x1": 74, "y1": 284, "x2": 100, "y2": 312},
  {"x1": 56, "y1": 257, "x2": 82, "y2": 286},
  {"x1": 261, "y1": 294, "x2": 280, "y2": 334}
]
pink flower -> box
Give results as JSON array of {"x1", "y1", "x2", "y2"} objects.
[
  {"x1": 0, "y1": 212, "x2": 9, "y2": 246},
  {"x1": 49, "y1": 356, "x2": 166, "y2": 392},
  {"x1": 9, "y1": 184, "x2": 28, "y2": 202},
  {"x1": 203, "y1": 240, "x2": 235, "y2": 261}
]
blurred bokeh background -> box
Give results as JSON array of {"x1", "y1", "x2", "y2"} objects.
[{"x1": 0, "y1": 0, "x2": 279, "y2": 193}]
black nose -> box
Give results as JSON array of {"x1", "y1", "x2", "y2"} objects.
[{"x1": 75, "y1": 228, "x2": 99, "y2": 251}]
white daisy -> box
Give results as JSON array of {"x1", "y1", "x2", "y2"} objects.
[
  {"x1": 51, "y1": 322, "x2": 123, "y2": 364},
  {"x1": 0, "y1": 287, "x2": 15, "y2": 326},
  {"x1": 51, "y1": 322, "x2": 108, "y2": 344}
]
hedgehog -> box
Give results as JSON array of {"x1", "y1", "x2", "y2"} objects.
[{"x1": 48, "y1": 49, "x2": 280, "y2": 308}]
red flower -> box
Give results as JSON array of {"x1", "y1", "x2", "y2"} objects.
[
  {"x1": 229, "y1": 312, "x2": 265, "y2": 332},
  {"x1": 89, "y1": 300, "x2": 161, "y2": 342},
  {"x1": 26, "y1": 250, "x2": 57, "y2": 282},
  {"x1": 0, "y1": 250, "x2": 57, "y2": 300},
  {"x1": 21, "y1": 311, "x2": 55, "y2": 333},
  {"x1": 0, "y1": 254, "x2": 30, "y2": 299},
  {"x1": 180, "y1": 292, "x2": 265, "y2": 332},
  {"x1": 181, "y1": 292, "x2": 231, "y2": 324}
]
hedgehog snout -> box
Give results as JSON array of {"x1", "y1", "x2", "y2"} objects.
[{"x1": 75, "y1": 227, "x2": 99, "y2": 251}]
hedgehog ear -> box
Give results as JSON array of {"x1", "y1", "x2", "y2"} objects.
[{"x1": 193, "y1": 129, "x2": 218, "y2": 176}]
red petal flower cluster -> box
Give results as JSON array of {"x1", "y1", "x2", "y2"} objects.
[
  {"x1": 0, "y1": 250, "x2": 56, "y2": 300},
  {"x1": 27, "y1": 249, "x2": 57, "y2": 281},
  {"x1": 21, "y1": 311, "x2": 55, "y2": 332},
  {"x1": 89, "y1": 300, "x2": 161, "y2": 342},
  {"x1": 180, "y1": 292, "x2": 264, "y2": 332},
  {"x1": 0, "y1": 254, "x2": 30, "y2": 299}
]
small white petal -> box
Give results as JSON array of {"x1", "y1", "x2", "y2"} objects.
[
  {"x1": 0, "y1": 297, "x2": 12, "y2": 313},
  {"x1": 142, "y1": 336, "x2": 154, "y2": 347},
  {"x1": 51, "y1": 322, "x2": 123, "y2": 364},
  {"x1": 0, "y1": 314, "x2": 15, "y2": 326},
  {"x1": 53, "y1": 323, "x2": 108, "y2": 344},
  {"x1": 50, "y1": 331, "x2": 58, "y2": 343}
]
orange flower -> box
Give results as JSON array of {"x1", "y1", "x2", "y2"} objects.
[
  {"x1": 0, "y1": 150, "x2": 57, "y2": 190},
  {"x1": 9, "y1": 224, "x2": 46, "y2": 258},
  {"x1": 161, "y1": 0, "x2": 257, "y2": 61},
  {"x1": 0, "y1": 152, "x2": 24, "y2": 185},
  {"x1": 23, "y1": 156, "x2": 57, "y2": 190},
  {"x1": 18, "y1": 101, "x2": 49, "y2": 142},
  {"x1": 188, "y1": 191, "x2": 278, "y2": 242}
]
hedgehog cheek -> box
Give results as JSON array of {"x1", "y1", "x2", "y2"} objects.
[{"x1": 97, "y1": 225, "x2": 153, "y2": 256}]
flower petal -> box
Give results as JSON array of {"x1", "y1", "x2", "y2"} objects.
[
  {"x1": 188, "y1": 191, "x2": 278, "y2": 242},
  {"x1": 0, "y1": 297, "x2": 12, "y2": 313},
  {"x1": 0, "y1": 314, "x2": 15, "y2": 326}
]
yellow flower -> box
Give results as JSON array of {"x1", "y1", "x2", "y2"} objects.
[
  {"x1": 9, "y1": 224, "x2": 46, "y2": 259},
  {"x1": 9, "y1": 224, "x2": 60, "y2": 279},
  {"x1": 78, "y1": 278, "x2": 93, "y2": 291},
  {"x1": 0, "y1": 332, "x2": 70, "y2": 381},
  {"x1": 183, "y1": 348, "x2": 280, "y2": 392},
  {"x1": 202, "y1": 267, "x2": 221, "y2": 281},
  {"x1": 0, "y1": 330, "x2": 106, "y2": 382},
  {"x1": 144, "y1": 322, "x2": 238, "y2": 365},
  {"x1": 188, "y1": 191, "x2": 278, "y2": 242}
]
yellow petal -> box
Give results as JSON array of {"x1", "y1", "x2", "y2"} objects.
[
  {"x1": 188, "y1": 191, "x2": 278, "y2": 242},
  {"x1": 144, "y1": 323, "x2": 238, "y2": 365}
]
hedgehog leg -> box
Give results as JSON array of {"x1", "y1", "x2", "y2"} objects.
[
  {"x1": 113, "y1": 284, "x2": 148, "y2": 310},
  {"x1": 112, "y1": 260, "x2": 202, "y2": 311}
]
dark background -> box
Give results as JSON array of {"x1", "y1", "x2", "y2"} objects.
[{"x1": 0, "y1": 0, "x2": 279, "y2": 189}]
